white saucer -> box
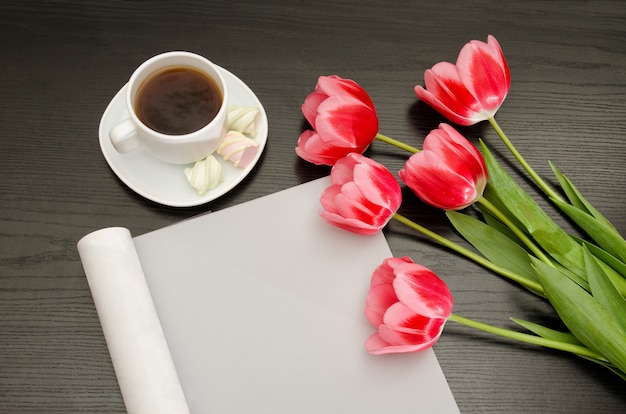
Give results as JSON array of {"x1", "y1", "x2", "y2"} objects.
[{"x1": 99, "y1": 66, "x2": 268, "y2": 207}]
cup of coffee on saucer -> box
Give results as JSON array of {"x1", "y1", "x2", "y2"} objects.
[{"x1": 110, "y1": 51, "x2": 228, "y2": 164}]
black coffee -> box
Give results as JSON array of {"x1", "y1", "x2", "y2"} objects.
[{"x1": 135, "y1": 66, "x2": 223, "y2": 135}]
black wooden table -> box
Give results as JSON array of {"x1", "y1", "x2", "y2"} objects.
[{"x1": 1, "y1": 1, "x2": 625, "y2": 412}]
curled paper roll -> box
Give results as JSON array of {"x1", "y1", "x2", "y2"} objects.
[{"x1": 77, "y1": 227, "x2": 190, "y2": 414}]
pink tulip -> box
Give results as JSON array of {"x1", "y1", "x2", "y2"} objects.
[
  {"x1": 320, "y1": 153, "x2": 401, "y2": 235},
  {"x1": 415, "y1": 35, "x2": 510, "y2": 126},
  {"x1": 365, "y1": 257, "x2": 453, "y2": 355},
  {"x1": 399, "y1": 123, "x2": 488, "y2": 210},
  {"x1": 296, "y1": 75, "x2": 379, "y2": 166}
]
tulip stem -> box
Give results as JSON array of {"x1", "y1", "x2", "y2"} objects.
[
  {"x1": 476, "y1": 197, "x2": 555, "y2": 267},
  {"x1": 488, "y1": 117, "x2": 563, "y2": 202},
  {"x1": 392, "y1": 213, "x2": 544, "y2": 295},
  {"x1": 447, "y1": 313, "x2": 607, "y2": 362},
  {"x1": 375, "y1": 133, "x2": 420, "y2": 154}
]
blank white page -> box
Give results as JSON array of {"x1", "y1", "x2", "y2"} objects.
[{"x1": 131, "y1": 177, "x2": 459, "y2": 413}]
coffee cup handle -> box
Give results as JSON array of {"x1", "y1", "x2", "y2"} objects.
[{"x1": 110, "y1": 119, "x2": 142, "y2": 154}]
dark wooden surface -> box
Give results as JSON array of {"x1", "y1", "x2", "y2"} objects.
[{"x1": 1, "y1": 1, "x2": 625, "y2": 412}]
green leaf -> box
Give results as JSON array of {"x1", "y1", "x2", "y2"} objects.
[
  {"x1": 476, "y1": 202, "x2": 526, "y2": 247},
  {"x1": 577, "y1": 356, "x2": 626, "y2": 381},
  {"x1": 550, "y1": 162, "x2": 616, "y2": 230},
  {"x1": 532, "y1": 258, "x2": 626, "y2": 374},
  {"x1": 596, "y1": 257, "x2": 626, "y2": 298},
  {"x1": 572, "y1": 237, "x2": 626, "y2": 277},
  {"x1": 584, "y1": 247, "x2": 626, "y2": 334},
  {"x1": 481, "y1": 141, "x2": 586, "y2": 276},
  {"x1": 446, "y1": 211, "x2": 538, "y2": 283},
  {"x1": 551, "y1": 196, "x2": 626, "y2": 264},
  {"x1": 552, "y1": 262, "x2": 590, "y2": 292},
  {"x1": 510, "y1": 317, "x2": 583, "y2": 346},
  {"x1": 481, "y1": 184, "x2": 527, "y2": 239},
  {"x1": 599, "y1": 364, "x2": 626, "y2": 381},
  {"x1": 571, "y1": 237, "x2": 626, "y2": 296}
]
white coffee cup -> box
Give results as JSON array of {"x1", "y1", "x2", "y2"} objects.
[{"x1": 110, "y1": 51, "x2": 228, "y2": 164}]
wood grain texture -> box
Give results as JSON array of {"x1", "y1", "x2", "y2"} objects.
[{"x1": 1, "y1": 0, "x2": 625, "y2": 412}]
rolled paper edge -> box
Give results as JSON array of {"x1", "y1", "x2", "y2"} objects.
[{"x1": 77, "y1": 227, "x2": 190, "y2": 414}]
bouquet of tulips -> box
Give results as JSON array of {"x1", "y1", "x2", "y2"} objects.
[{"x1": 295, "y1": 35, "x2": 626, "y2": 380}]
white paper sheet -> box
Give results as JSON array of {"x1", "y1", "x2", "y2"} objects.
[{"x1": 78, "y1": 178, "x2": 459, "y2": 414}]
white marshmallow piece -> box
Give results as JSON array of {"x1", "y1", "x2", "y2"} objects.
[
  {"x1": 227, "y1": 105, "x2": 260, "y2": 136},
  {"x1": 184, "y1": 155, "x2": 224, "y2": 195},
  {"x1": 216, "y1": 131, "x2": 260, "y2": 168}
]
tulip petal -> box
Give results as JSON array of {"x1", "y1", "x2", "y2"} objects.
[
  {"x1": 301, "y1": 92, "x2": 327, "y2": 127},
  {"x1": 321, "y1": 181, "x2": 382, "y2": 225},
  {"x1": 315, "y1": 96, "x2": 378, "y2": 147},
  {"x1": 320, "y1": 153, "x2": 401, "y2": 234},
  {"x1": 416, "y1": 62, "x2": 485, "y2": 125},
  {"x1": 370, "y1": 257, "x2": 414, "y2": 287},
  {"x1": 295, "y1": 130, "x2": 355, "y2": 166},
  {"x1": 364, "y1": 258, "x2": 452, "y2": 355},
  {"x1": 399, "y1": 124, "x2": 488, "y2": 210},
  {"x1": 456, "y1": 36, "x2": 510, "y2": 115},
  {"x1": 333, "y1": 186, "x2": 390, "y2": 226},
  {"x1": 414, "y1": 36, "x2": 510, "y2": 126},
  {"x1": 321, "y1": 183, "x2": 388, "y2": 235},
  {"x1": 328, "y1": 156, "x2": 400, "y2": 227},
  {"x1": 393, "y1": 265, "x2": 454, "y2": 318},
  {"x1": 352, "y1": 161, "x2": 402, "y2": 210},
  {"x1": 296, "y1": 75, "x2": 379, "y2": 165},
  {"x1": 424, "y1": 124, "x2": 488, "y2": 188},
  {"x1": 316, "y1": 75, "x2": 376, "y2": 109},
  {"x1": 400, "y1": 151, "x2": 480, "y2": 210},
  {"x1": 488, "y1": 35, "x2": 511, "y2": 88},
  {"x1": 319, "y1": 211, "x2": 381, "y2": 235},
  {"x1": 365, "y1": 283, "x2": 398, "y2": 327},
  {"x1": 365, "y1": 332, "x2": 436, "y2": 355},
  {"x1": 382, "y1": 302, "x2": 432, "y2": 330},
  {"x1": 319, "y1": 184, "x2": 342, "y2": 214},
  {"x1": 337, "y1": 180, "x2": 384, "y2": 215},
  {"x1": 329, "y1": 153, "x2": 360, "y2": 185},
  {"x1": 378, "y1": 303, "x2": 446, "y2": 348}
]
